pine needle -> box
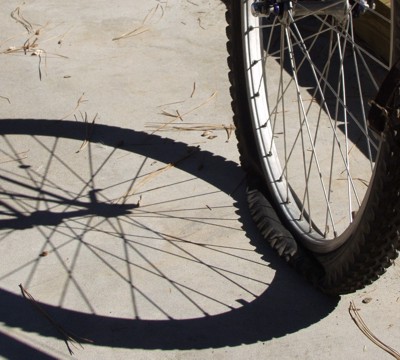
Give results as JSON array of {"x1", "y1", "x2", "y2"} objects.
[
  {"x1": 146, "y1": 123, "x2": 235, "y2": 142},
  {"x1": 19, "y1": 284, "x2": 93, "y2": 355},
  {"x1": 11, "y1": 7, "x2": 34, "y2": 34},
  {"x1": 0, "y1": 95, "x2": 11, "y2": 104},
  {"x1": 112, "y1": 3, "x2": 164, "y2": 41},
  {"x1": 75, "y1": 112, "x2": 98, "y2": 153},
  {"x1": 190, "y1": 82, "x2": 196, "y2": 98},
  {"x1": 181, "y1": 91, "x2": 217, "y2": 117},
  {"x1": 159, "y1": 91, "x2": 217, "y2": 120},
  {"x1": 112, "y1": 27, "x2": 149, "y2": 41},
  {"x1": 61, "y1": 93, "x2": 87, "y2": 120},
  {"x1": 0, "y1": 150, "x2": 29, "y2": 164},
  {"x1": 349, "y1": 301, "x2": 400, "y2": 359},
  {"x1": 113, "y1": 147, "x2": 199, "y2": 204}
]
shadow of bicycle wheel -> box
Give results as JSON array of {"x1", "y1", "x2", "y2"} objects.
[{"x1": 0, "y1": 118, "x2": 338, "y2": 354}]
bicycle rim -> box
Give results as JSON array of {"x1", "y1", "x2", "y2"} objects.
[{"x1": 241, "y1": 0, "x2": 392, "y2": 252}]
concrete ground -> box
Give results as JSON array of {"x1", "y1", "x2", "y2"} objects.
[{"x1": 0, "y1": 1, "x2": 399, "y2": 359}]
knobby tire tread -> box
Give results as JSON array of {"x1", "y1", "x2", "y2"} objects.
[{"x1": 225, "y1": 0, "x2": 400, "y2": 295}]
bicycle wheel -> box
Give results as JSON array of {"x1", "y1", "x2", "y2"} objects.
[{"x1": 226, "y1": 0, "x2": 400, "y2": 294}]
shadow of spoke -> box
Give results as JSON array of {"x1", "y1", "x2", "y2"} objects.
[{"x1": 0, "y1": 119, "x2": 338, "y2": 353}]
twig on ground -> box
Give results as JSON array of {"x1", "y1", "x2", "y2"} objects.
[
  {"x1": 149, "y1": 116, "x2": 181, "y2": 136},
  {"x1": 182, "y1": 91, "x2": 217, "y2": 117},
  {"x1": 0, "y1": 95, "x2": 11, "y2": 104},
  {"x1": 197, "y1": 17, "x2": 206, "y2": 30},
  {"x1": 3, "y1": 37, "x2": 38, "y2": 55},
  {"x1": 113, "y1": 147, "x2": 200, "y2": 204},
  {"x1": 160, "y1": 91, "x2": 217, "y2": 120},
  {"x1": 112, "y1": 27, "x2": 149, "y2": 41},
  {"x1": 75, "y1": 112, "x2": 98, "y2": 153},
  {"x1": 112, "y1": 3, "x2": 164, "y2": 41},
  {"x1": 156, "y1": 82, "x2": 204, "y2": 110},
  {"x1": 349, "y1": 301, "x2": 400, "y2": 359},
  {"x1": 11, "y1": 7, "x2": 34, "y2": 34},
  {"x1": 146, "y1": 123, "x2": 236, "y2": 142},
  {"x1": 61, "y1": 93, "x2": 88, "y2": 120},
  {"x1": 153, "y1": 87, "x2": 217, "y2": 135},
  {"x1": 5, "y1": 8, "x2": 68, "y2": 80},
  {"x1": 31, "y1": 48, "x2": 46, "y2": 80},
  {"x1": 223, "y1": 124, "x2": 235, "y2": 142},
  {"x1": 0, "y1": 150, "x2": 29, "y2": 164},
  {"x1": 152, "y1": 91, "x2": 216, "y2": 135},
  {"x1": 190, "y1": 82, "x2": 196, "y2": 98},
  {"x1": 19, "y1": 284, "x2": 93, "y2": 355}
]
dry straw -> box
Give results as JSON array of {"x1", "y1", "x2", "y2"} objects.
[
  {"x1": 349, "y1": 301, "x2": 400, "y2": 359},
  {"x1": 19, "y1": 284, "x2": 93, "y2": 355},
  {"x1": 147, "y1": 85, "x2": 219, "y2": 137},
  {"x1": 112, "y1": 3, "x2": 165, "y2": 41},
  {"x1": 61, "y1": 93, "x2": 88, "y2": 120},
  {"x1": 113, "y1": 147, "x2": 199, "y2": 204},
  {"x1": 4, "y1": 6, "x2": 68, "y2": 80},
  {"x1": 74, "y1": 112, "x2": 98, "y2": 153},
  {"x1": 0, "y1": 150, "x2": 29, "y2": 165},
  {"x1": 0, "y1": 95, "x2": 11, "y2": 104}
]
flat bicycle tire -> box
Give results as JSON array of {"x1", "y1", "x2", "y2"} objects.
[{"x1": 226, "y1": 0, "x2": 400, "y2": 294}]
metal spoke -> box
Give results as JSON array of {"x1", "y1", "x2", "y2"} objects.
[{"x1": 242, "y1": 0, "x2": 390, "y2": 249}]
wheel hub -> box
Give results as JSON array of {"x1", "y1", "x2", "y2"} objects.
[
  {"x1": 251, "y1": 0, "x2": 353, "y2": 22},
  {"x1": 251, "y1": 0, "x2": 292, "y2": 17}
]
